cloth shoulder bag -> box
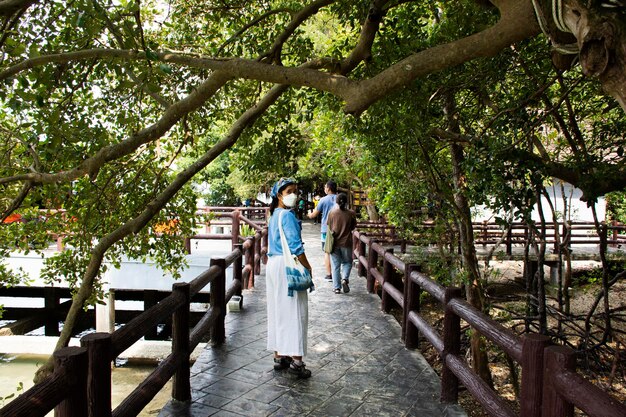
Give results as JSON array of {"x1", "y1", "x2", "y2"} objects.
[
  {"x1": 324, "y1": 228, "x2": 335, "y2": 254},
  {"x1": 278, "y1": 210, "x2": 315, "y2": 297}
]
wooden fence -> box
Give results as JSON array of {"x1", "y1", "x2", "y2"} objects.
[
  {"x1": 0, "y1": 286, "x2": 212, "y2": 338},
  {"x1": 0, "y1": 209, "x2": 268, "y2": 417},
  {"x1": 184, "y1": 207, "x2": 268, "y2": 288},
  {"x1": 353, "y1": 229, "x2": 626, "y2": 417},
  {"x1": 357, "y1": 220, "x2": 626, "y2": 256}
]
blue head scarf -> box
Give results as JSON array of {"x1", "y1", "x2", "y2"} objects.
[{"x1": 270, "y1": 177, "x2": 296, "y2": 198}]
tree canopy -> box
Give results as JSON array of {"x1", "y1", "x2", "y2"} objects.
[{"x1": 0, "y1": 0, "x2": 625, "y2": 375}]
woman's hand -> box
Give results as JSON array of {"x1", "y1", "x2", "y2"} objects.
[{"x1": 297, "y1": 253, "x2": 312, "y2": 272}]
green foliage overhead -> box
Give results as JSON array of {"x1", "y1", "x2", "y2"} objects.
[{"x1": 0, "y1": 0, "x2": 625, "y2": 354}]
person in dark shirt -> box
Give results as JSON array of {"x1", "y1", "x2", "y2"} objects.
[{"x1": 326, "y1": 192, "x2": 356, "y2": 294}]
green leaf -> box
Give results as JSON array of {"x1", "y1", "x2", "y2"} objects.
[
  {"x1": 9, "y1": 43, "x2": 26, "y2": 56},
  {"x1": 145, "y1": 50, "x2": 159, "y2": 61},
  {"x1": 146, "y1": 82, "x2": 161, "y2": 93},
  {"x1": 158, "y1": 63, "x2": 172, "y2": 74}
]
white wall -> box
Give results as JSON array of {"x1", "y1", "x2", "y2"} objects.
[{"x1": 472, "y1": 180, "x2": 605, "y2": 223}]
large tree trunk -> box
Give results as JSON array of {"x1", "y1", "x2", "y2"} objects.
[{"x1": 445, "y1": 94, "x2": 494, "y2": 388}]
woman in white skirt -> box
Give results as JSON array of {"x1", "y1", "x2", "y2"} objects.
[{"x1": 266, "y1": 177, "x2": 313, "y2": 378}]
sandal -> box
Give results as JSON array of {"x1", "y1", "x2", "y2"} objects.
[
  {"x1": 333, "y1": 288, "x2": 341, "y2": 294},
  {"x1": 273, "y1": 356, "x2": 293, "y2": 370},
  {"x1": 288, "y1": 361, "x2": 312, "y2": 379}
]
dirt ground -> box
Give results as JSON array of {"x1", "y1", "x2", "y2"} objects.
[{"x1": 411, "y1": 260, "x2": 626, "y2": 417}]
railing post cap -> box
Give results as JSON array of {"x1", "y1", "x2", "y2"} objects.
[
  {"x1": 545, "y1": 344, "x2": 574, "y2": 356},
  {"x1": 444, "y1": 286, "x2": 463, "y2": 300},
  {"x1": 80, "y1": 332, "x2": 112, "y2": 343},
  {"x1": 210, "y1": 257, "x2": 227, "y2": 265},
  {"x1": 525, "y1": 333, "x2": 551, "y2": 343},
  {"x1": 53, "y1": 345, "x2": 87, "y2": 359},
  {"x1": 544, "y1": 344, "x2": 576, "y2": 369}
]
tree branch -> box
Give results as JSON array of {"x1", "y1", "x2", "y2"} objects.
[
  {"x1": 0, "y1": 71, "x2": 232, "y2": 186},
  {"x1": 0, "y1": 0, "x2": 38, "y2": 18},
  {"x1": 341, "y1": 0, "x2": 541, "y2": 114},
  {"x1": 0, "y1": 1, "x2": 541, "y2": 117},
  {"x1": 218, "y1": 8, "x2": 293, "y2": 58},
  {"x1": 259, "y1": 0, "x2": 335, "y2": 64}
]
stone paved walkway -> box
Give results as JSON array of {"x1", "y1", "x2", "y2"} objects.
[{"x1": 158, "y1": 221, "x2": 467, "y2": 417}]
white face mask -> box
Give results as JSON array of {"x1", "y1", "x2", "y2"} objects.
[{"x1": 282, "y1": 193, "x2": 298, "y2": 208}]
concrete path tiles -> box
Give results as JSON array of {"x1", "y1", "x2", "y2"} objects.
[{"x1": 158, "y1": 221, "x2": 467, "y2": 417}]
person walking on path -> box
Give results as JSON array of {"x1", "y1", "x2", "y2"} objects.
[
  {"x1": 266, "y1": 177, "x2": 313, "y2": 378},
  {"x1": 297, "y1": 195, "x2": 306, "y2": 220},
  {"x1": 327, "y1": 193, "x2": 357, "y2": 294},
  {"x1": 307, "y1": 180, "x2": 337, "y2": 281},
  {"x1": 312, "y1": 194, "x2": 321, "y2": 224}
]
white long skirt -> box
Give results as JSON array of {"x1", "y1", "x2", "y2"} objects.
[{"x1": 266, "y1": 255, "x2": 308, "y2": 357}]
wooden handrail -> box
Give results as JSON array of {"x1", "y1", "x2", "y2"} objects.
[
  {"x1": 0, "y1": 209, "x2": 267, "y2": 417},
  {"x1": 447, "y1": 297, "x2": 522, "y2": 362},
  {"x1": 357, "y1": 220, "x2": 626, "y2": 255},
  {"x1": 352, "y1": 229, "x2": 626, "y2": 417}
]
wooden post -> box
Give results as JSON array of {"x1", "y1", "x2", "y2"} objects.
[
  {"x1": 245, "y1": 236, "x2": 255, "y2": 288},
  {"x1": 366, "y1": 240, "x2": 378, "y2": 294},
  {"x1": 254, "y1": 232, "x2": 262, "y2": 275},
  {"x1": 144, "y1": 290, "x2": 160, "y2": 340},
  {"x1": 54, "y1": 346, "x2": 88, "y2": 417},
  {"x1": 404, "y1": 264, "x2": 421, "y2": 348},
  {"x1": 357, "y1": 234, "x2": 367, "y2": 277},
  {"x1": 381, "y1": 248, "x2": 394, "y2": 313},
  {"x1": 172, "y1": 282, "x2": 191, "y2": 402},
  {"x1": 81, "y1": 332, "x2": 112, "y2": 417},
  {"x1": 520, "y1": 333, "x2": 551, "y2": 417},
  {"x1": 210, "y1": 258, "x2": 226, "y2": 345},
  {"x1": 233, "y1": 243, "x2": 243, "y2": 298},
  {"x1": 542, "y1": 345, "x2": 575, "y2": 417},
  {"x1": 231, "y1": 211, "x2": 240, "y2": 250},
  {"x1": 441, "y1": 287, "x2": 462, "y2": 404},
  {"x1": 44, "y1": 287, "x2": 59, "y2": 336},
  {"x1": 507, "y1": 225, "x2": 513, "y2": 255}
]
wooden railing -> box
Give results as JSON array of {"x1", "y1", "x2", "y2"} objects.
[
  {"x1": 0, "y1": 286, "x2": 212, "y2": 338},
  {"x1": 184, "y1": 207, "x2": 268, "y2": 288},
  {"x1": 357, "y1": 220, "x2": 626, "y2": 256},
  {"x1": 472, "y1": 221, "x2": 626, "y2": 255},
  {"x1": 352, "y1": 230, "x2": 626, "y2": 417},
  {"x1": 0, "y1": 211, "x2": 268, "y2": 417}
]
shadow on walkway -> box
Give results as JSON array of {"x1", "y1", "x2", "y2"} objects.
[{"x1": 159, "y1": 221, "x2": 467, "y2": 417}]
